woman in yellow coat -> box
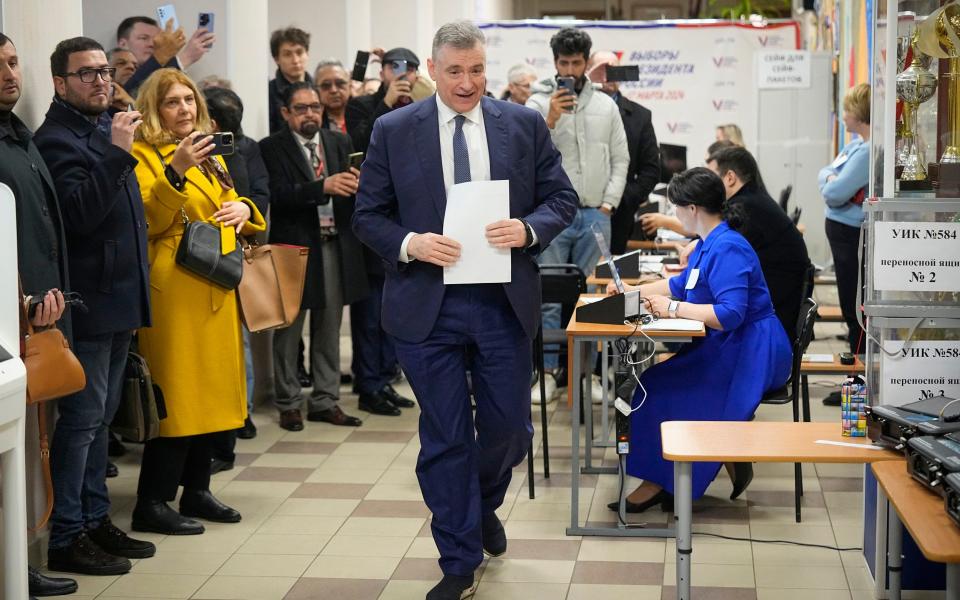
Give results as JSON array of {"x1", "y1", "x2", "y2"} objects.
[{"x1": 129, "y1": 69, "x2": 265, "y2": 536}]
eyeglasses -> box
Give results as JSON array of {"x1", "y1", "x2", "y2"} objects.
[
  {"x1": 61, "y1": 67, "x2": 116, "y2": 83},
  {"x1": 318, "y1": 79, "x2": 349, "y2": 91},
  {"x1": 290, "y1": 103, "x2": 323, "y2": 115}
]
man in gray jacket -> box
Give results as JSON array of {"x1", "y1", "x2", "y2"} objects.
[{"x1": 526, "y1": 27, "x2": 628, "y2": 399}]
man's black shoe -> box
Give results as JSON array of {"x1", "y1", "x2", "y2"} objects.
[
  {"x1": 823, "y1": 391, "x2": 842, "y2": 406},
  {"x1": 341, "y1": 372, "x2": 353, "y2": 385},
  {"x1": 180, "y1": 489, "x2": 241, "y2": 523},
  {"x1": 210, "y1": 458, "x2": 234, "y2": 475},
  {"x1": 105, "y1": 462, "x2": 118, "y2": 478},
  {"x1": 358, "y1": 391, "x2": 402, "y2": 416},
  {"x1": 307, "y1": 406, "x2": 363, "y2": 426},
  {"x1": 107, "y1": 431, "x2": 126, "y2": 457},
  {"x1": 237, "y1": 416, "x2": 257, "y2": 439},
  {"x1": 481, "y1": 513, "x2": 506, "y2": 557},
  {"x1": 87, "y1": 516, "x2": 155, "y2": 559},
  {"x1": 298, "y1": 363, "x2": 312, "y2": 388},
  {"x1": 426, "y1": 574, "x2": 476, "y2": 600},
  {"x1": 47, "y1": 533, "x2": 131, "y2": 576},
  {"x1": 380, "y1": 384, "x2": 415, "y2": 408},
  {"x1": 132, "y1": 499, "x2": 204, "y2": 535},
  {"x1": 28, "y1": 566, "x2": 77, "y2": 596}
]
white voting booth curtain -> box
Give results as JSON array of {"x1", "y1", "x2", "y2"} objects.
[{"x1": 478, "y1": 20, "x2": 800, "y2": 166}]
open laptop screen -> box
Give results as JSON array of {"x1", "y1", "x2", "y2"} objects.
[{"x1": 590, "y1": 222, "x2": 624, "y2": 294}]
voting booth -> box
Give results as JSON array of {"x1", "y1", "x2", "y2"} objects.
[{"x1": 0, "y1": 183, "x2": 30, "y2": 598}]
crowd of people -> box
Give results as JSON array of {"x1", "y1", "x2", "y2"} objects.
[{"x1": 4, "y1": 14, "x2": 870, "y2": 600}]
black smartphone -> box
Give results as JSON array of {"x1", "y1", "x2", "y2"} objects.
[
  {"x1": 605, "y1": 65, "x2": 640, "y2": 82},
  {"x1": 557, "y1": 76, "x2": 576, "y2": 95},
  {"x1": 196, "y1": 132, "x2": 235, "y2": 156},
  {"x1": 26, "y1": 290, "x2": 51, "y2": 320},
  {"x1": 348, "y1": 152, "x2": 364, "y2": 170},
  {"x1": 351, "y1": 50, "x2": 370, "y2": 82}
]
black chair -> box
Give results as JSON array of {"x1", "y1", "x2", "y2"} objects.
[
  {"x1": 779, "y1": 185, "x2": 793, "y2": 212},
  {"x1": 528, "y1": 264, "x2": 586, "y2": 498},
  {"x1": 759, "y1": 297, "x2": 819, "y2": 522}
]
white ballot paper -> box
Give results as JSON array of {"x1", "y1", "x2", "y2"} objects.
[{"x1": 443, "y1": 180, "x2": 511, "y2": 285}]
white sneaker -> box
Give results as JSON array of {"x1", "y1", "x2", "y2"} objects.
[
  {"x1": 532, "y1": 373, "x2": 558, "y2": 405},
  {"x1": 590, "y1": 374, "x2": 612, "y2": 405}
]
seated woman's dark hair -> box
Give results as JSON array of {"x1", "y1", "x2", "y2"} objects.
[{"x1": 666, "y1": 167, "x2": 745, "y2": 229}]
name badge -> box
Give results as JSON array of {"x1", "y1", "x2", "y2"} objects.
[
  {"x1": 831, "y1": 153, "x2": 849, "y2": 168},
  {"x1": 685, "y1": 268, "x2": 700, "y2": 290}
]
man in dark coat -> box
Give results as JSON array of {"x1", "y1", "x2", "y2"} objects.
[
  {"x1": 588, "y1": 51, "x2": 661, "y2": 254},
  {"x1": 33, "y1": 37, "x2": 153, "y2": 577},
  {"x1": 260, "y1": 82, "x2": 375, "y2": 431}
]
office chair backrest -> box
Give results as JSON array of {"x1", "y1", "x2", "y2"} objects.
[
  {"x1": 779, "y1": 185, "x2": 793, "y2": 212},
  {"x1": 539, "y1": 264, "x2": 587, "y2": 306}
]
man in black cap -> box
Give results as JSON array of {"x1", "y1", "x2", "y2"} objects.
[{"x1": 343, "y1": 47, "x2": 419, "y2": 417}]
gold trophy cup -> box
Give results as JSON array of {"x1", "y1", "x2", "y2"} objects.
[
  {"x1": 896, "y1": 34, "x2": 939, "y2": 180},
  {"x1": 918, "y1": 1, "x2": 960, "y2": 164}
]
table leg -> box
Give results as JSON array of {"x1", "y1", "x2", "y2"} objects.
[
  {"x1": 598, "y1": 341, "x2": 613, "y2": 447},
  {"x1": 947, "y1": 564, "x2": 959, "y2": 600},
  {"x1": 569, "y1": 338, "x2": 582, "y2": 532},
  {"x1": 1, "y1": 418, "x2": 29, "y2": 600},
  {"x1": 886, "y1": 495, "x2": 903, "y2": 600},
  {"x1": 801, "y1": 374, "x2": 811, "y2": 422},
  {"x1": 583, "y1": 346, "x2": 595, "y2": 471},
  {"x1": 674, "y1": 461, "x2": 693, "y2": 600}
]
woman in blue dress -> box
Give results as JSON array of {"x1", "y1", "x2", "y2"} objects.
[{"x1": 608, "y1": 167, "x2": 792, "y2": 512}]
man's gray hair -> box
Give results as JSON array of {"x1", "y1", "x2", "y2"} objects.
[
  {"x1": 315, "y1": 58, "x2": 344, "y2": 70},
  {"x1": 432, "y1": 20, "x2": 485, "y2": 60},
  {"x1": 506, "y1": 63, "x2": 537, "y2": 84}
]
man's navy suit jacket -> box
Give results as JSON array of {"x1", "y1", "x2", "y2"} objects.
[{"x1": 353, "y1": 95, "x2": 578, "y2": 343}]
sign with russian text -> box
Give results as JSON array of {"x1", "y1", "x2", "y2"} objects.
[
  {"x1": 873, "y1": 221, "x2": 960, "y2": 292},
  {"x1": 880, "y1": 340, "x2": 960, "y2": 406},
  {"x1": 757, "y1": 50, "x2": 811, "y2": 88}
]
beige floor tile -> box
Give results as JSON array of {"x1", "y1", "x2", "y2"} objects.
[
  {"x1": 757, "y1": 589, "x2": 852, "y2": 600},
  {"x1": 274, "y1": 497, "x2": 360, "y2": 516},
  {"x1": 58, "y1": 573, "x2": 119, "y2": 596},
  {"x1": 839, "y1": 549, "x2": 870, "y2": 569},
  {"x1": 339, "y1": 516, "x2": 426, "y2": 537},
  {"x1": 844, "y1": 566, "x2": 876, "y2": 590},
  {"x1": 303, "y1": 554, "x2": 402, "y2": 579},
  {"x1": 322, "y1": 453, "x2": 398, "y2": 470},
  {"x1": 285, "y1": 427, "x2": 353, "y2": 443},
  {"x1": 473, "y1": 581, "x2": 569, "y2": 600},
  {"x1": 567, "y1": 583, "x2": 662, "y2": 600},
  {"x1": 257, "y1": 515, "x2": 346, "y2": 535},
  {"x1": 332, "y1": 442, "x2": 406, "y2": 456},
  {"x1": 748, "y1": 506, "x2": 832, "y2": 525},
  {"x1": 754, "y1": 565, "x2": 848, "y2": 589},
  {"x1": 664, "y1": 540, "x2": 753, "y2": 565},
  {"x1": 481, "y1": 558, "x2": 576, "y2": 583},
  {"x1": 504, "y1": 520, "x2": 580, "y2": 540},
  {"x1": 748, "y1": 523, "x2": 838, "y2": 546},
  {"x1": 376, "y1": 468, "x2": 421, "y2": 485},
  {"x1": 747, "y1": 476, "x2": 822, "y2": 492},
  {"x1": 156, "y1": 527, "x2": 251, "y2": 554},
  {"x1": 129, "y1": 551, "x2": 230, "y2": 575},
  {"x1": 749, "y1": 542, "x2": 840, "y2": 565},
  {"x1": 215, "y1": 480, "x2": 301, "y2": 499},
  {"x1": 404, "y1": 536, "x2": 441, "y2": 558},
  {"x1": 377, "y1": 580, "x2": 437, "y2": 599},
  {"x1": 823, "y1": 491, "x2": 864, "y2": 510},
  {"x1": 662, "y1": 563, "x2": 754, "y2": 587},
  {"x1": 577, "y1": 539, "x2": 665, "y2": 563},
  {"x1": 305, "y1": 468, "x2": 385, "y2": 484},
  {"x1": 363, "y1": 483, "x2": 425, "y2": 501},
  {"x1": 832, "y1": 524, "x2": 865, "y2": 548},
  {"x1": 192, "y1": 575, "x2": 297, "y2": 599},
  {"x1": 217, "y1": 553, "x2": 314, "y2": 577},
  {"x1": 322, "y1": 535, "x2": 414, "y2": 557},
  {"x1": 99, "y1": 573, "x2": 207, "y2": 598},
  {"x1": 508, "y1": 502, "x2": 589, "y2": 522},
  {"x1": 814, "y1": 463, "x2": 866, "y2": 478},
  {"x1": 236, "y1": 532, "x2": 331, "y2": 555},
  {"x1": 690, "y1": 523, "x2": 751, "y2": 538},
  {"x1": 250, "y1": 452, "x2": 329, "y2": 469}
]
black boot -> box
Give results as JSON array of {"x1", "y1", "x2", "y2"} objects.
[
  {"x1": 132, "y1": 499, "x2": 204, "y2": 535},
  {"x1": 729, "y1": 462, "x2": 754, "y2": 500},
  {"x1": 481, "y1": 513, "x2": 506, "y2": 557},
  {"x1": 237, "y1": 416, "x2": 257, "y2": 439},
  {"x1": 47, "y1": 533, "x2": 131, "y2": 576},
  {"x1": 426, "y1": 574, "x2": 476, "y2": 600},
  {"x1": 86, "y1": 516, "x2": 156, "y2": 558},
  {"x1": 28, "y1": 566, "x2": 77, "y2": 596},
  {"x1": 180, "y1": 489, "x2": 241, "y2": 523}
]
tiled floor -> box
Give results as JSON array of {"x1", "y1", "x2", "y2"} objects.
[{"x1": 47, "y1": 285, "x2": 885, "y2": 600}]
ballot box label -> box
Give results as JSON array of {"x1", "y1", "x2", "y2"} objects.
[{"x1": 873, "y1": 221, "x2": 960, "y2": 292}]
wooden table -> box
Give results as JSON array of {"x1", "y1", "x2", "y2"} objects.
[
  {"x1": 564, "y1": 294, "x2": 705, "y2": 538},
  {"x1": 872, "y1": 460, "x2": 960, "y2": 599},
  {"x1": 661, "y1": 421, "x2": 902, "y2": 600},
  {"x1": 625, "y1": 239, "x2": 682, "y2": 252}
]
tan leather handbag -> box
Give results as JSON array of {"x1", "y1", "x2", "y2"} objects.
[
  {"x1": 18, "y1": 283, "x2": 86, "y2": 531},
  {"x1": 237, "y1": 241, "x2": 309, "y2": 332}
]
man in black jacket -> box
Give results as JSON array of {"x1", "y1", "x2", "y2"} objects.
[
  {"x1": 345, "y1": 47, "x2": 420, "y2": 153},
  {"x1": 260, "y1": 82, "x2": 380, "y2": 431},
  {"x1": 588, "y1": 51, "x2": 661, "y2": 254},
  {"x1": 34, "y1": 37, "x2": 153, "y2": 577},
  {"x1": 0, "y1": 30, "x2": 80, "y2": 599}
]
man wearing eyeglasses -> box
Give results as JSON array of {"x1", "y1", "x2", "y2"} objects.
[
  {"x1": 314, "y1": 59, "x2": 352, "y2": 134},
  {"x1": 345, "y1": 47, "x2": 421, "y2": 154},
  {"x1": 259, "y1": 81, "x2": 379, "y2": 432},
  {"x1": 32, "y1": 37, "x2": 153, "y2": 577}
]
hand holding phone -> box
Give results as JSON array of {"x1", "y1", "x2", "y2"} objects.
[
  {"x1": 193, "y1": 131, "x2": 234, "y2": 156},
  {"x1": 348, "y1": 152, "x2": 364, "y2": 170},
  {"x1": 351, "y1": 50, "x2": 370, "y2": 81},
  {"x1": 156, "y1": 4, "x2": 179, "y2": 31},
  {"x1": 198, "y1": 12, "x2": 214, "y2": 33}
]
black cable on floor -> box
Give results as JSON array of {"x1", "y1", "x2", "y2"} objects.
[{"x1": 692, "y1": 531, "x2": 862, "y2": 551}]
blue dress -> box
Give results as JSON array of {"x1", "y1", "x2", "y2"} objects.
[{"x1": 626, "y1": 222, "x2": 792, "y2": 498}]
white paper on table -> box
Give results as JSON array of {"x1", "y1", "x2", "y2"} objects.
[
  {"x1": 802, "y1": 353, "x2": 834, "y2": 363},
  {"x1": 642, "y1": 318, "x2": 703, "y2": 332},
  {"x1": 442, "y1": 180, "x2": 511, "y2": 285}
]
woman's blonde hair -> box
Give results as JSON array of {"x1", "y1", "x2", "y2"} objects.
[
  {"x1": 716, "y1": 124, "x2": 744, "y2": 147},
  {"x1": 135, "y1": 68, "x2": 212, "y2": 146},
  {"x1": 843, "y1": 83, "x2": 871, "y2": 125}
]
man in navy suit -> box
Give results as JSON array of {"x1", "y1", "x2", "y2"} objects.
[
  {"x1": 34, "y1": 37, "x2": 153, "y2": 576},
  {"x1": 353, "y1": 21, "x2": 577, "y2": 600}
]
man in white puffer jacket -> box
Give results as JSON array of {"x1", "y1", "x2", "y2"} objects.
[{"x1": 526, "y1": 27, "x2": 629, "y2": 401}]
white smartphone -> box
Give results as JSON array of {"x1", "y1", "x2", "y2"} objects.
[{"x1": 156, "y1": 4, "x2": 179, "y2": 31}]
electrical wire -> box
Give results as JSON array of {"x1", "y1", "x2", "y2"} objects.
[{"x1": 691, "y1": 532, "x2": 862, "y2": 551}]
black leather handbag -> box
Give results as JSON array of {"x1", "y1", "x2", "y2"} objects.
[{"x1": 175, "y1": 207, "x2": 243, "y2": 289}]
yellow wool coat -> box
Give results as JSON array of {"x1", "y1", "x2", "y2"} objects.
[{"x1": 133, "y1": 141, "x2": 266, "y2": 437}]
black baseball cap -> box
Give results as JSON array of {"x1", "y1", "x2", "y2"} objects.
[{"x1": 383, "y1": 48, "x2": 420, "y2": 69}]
